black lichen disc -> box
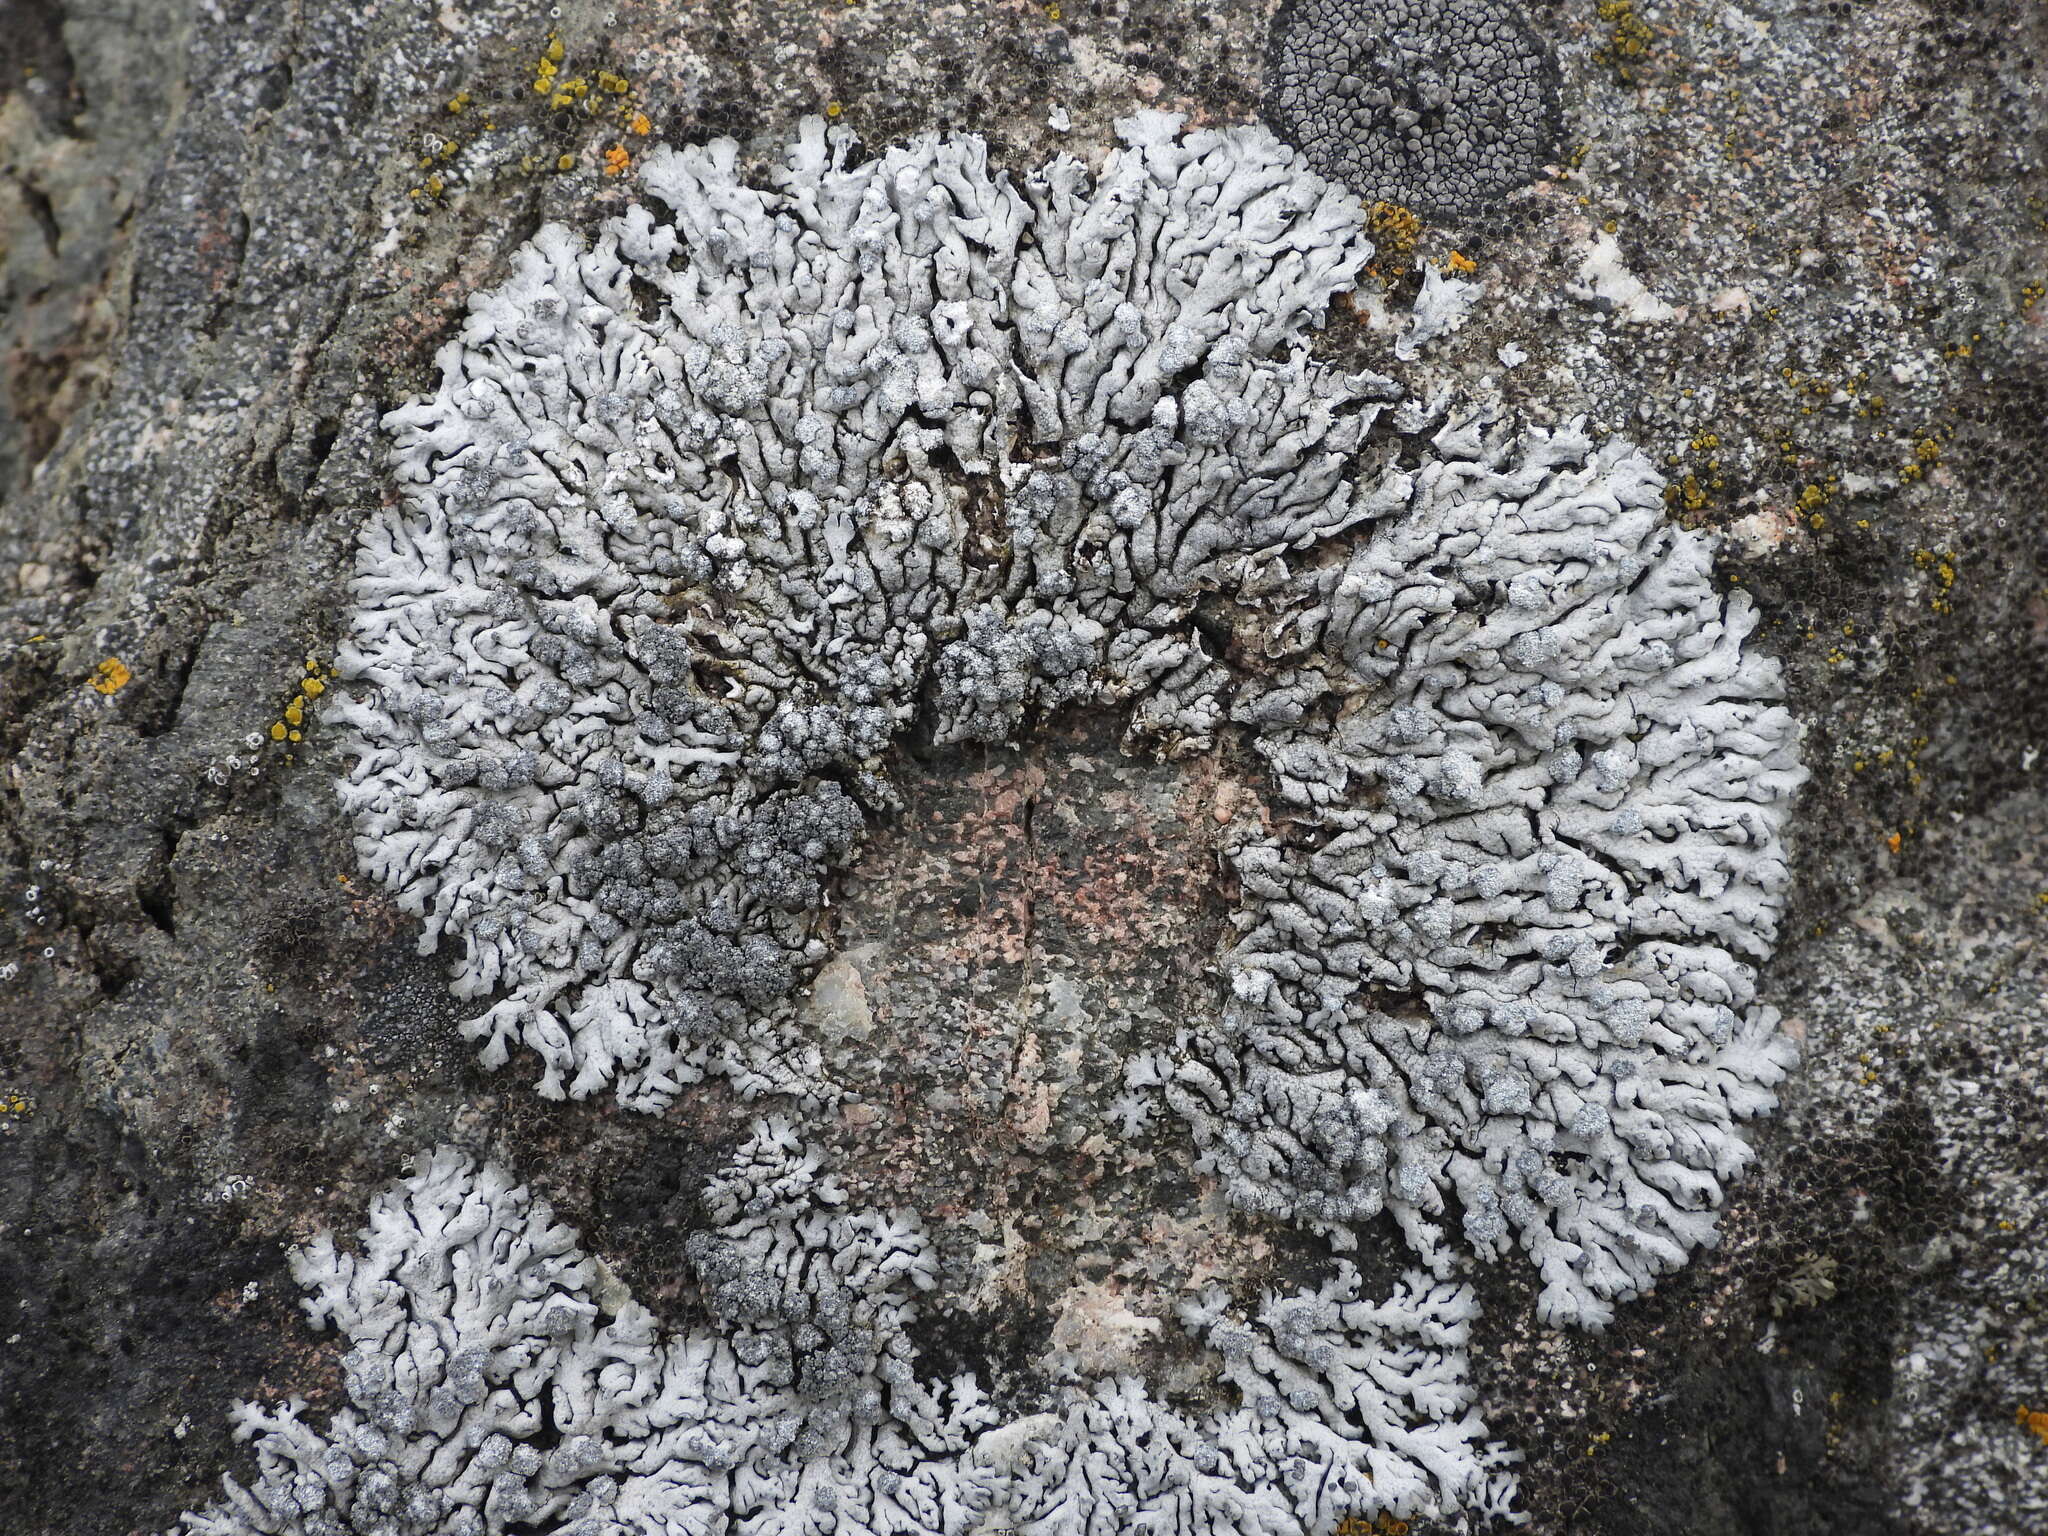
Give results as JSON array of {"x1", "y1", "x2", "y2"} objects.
[{"x1": 1264, "y1": 0, "x2": 1561, "y2": 219}]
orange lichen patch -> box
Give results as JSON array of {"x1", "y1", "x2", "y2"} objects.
[
  {"x1": 628, "y1": 111, "x2": 652, "y2": 136},
  {"x1": 2020, "y1": 1405, "x2": 2048, "y2": 1449},
  {"x1": 265, "y1": 658, "x2": 338, "y2": 747},
  {"x1": 602, "y1": 144, "x2": 631, "y2": 177},
  {"x1": 1335, "y1": 1514, "x2": 1412, "y2": 1536},
  {"x1": 1886, "y1": 831, "x2": 1902, "y2": 854},
  {"x1": 1444, "y1": 250, "x2": 1477, "y2": 274},
  {"x1": 1365, "y1": 199, "x2": 1422, "y2": 258},
  {"x1": 87, "y1": 657, "x2": 132, "y2": 695}
]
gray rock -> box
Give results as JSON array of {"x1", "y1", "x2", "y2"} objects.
[{"x1": 1, "y1": 0, "x2": 2043, "y2": 1532}]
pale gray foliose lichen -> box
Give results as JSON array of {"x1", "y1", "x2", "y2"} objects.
[
  {"x1": 334, "y1": 109, "x2": 1804, "y2": 1339},
  {"x1": 210, "y1": 101, "x2": 1813, "y2": 1535},
  {"x1": 1263, "y1": 0, "x2": 1559, "y2": 218},
  {"x1": 1158, "y1": 415, "x2": 1806, "y2": 1326},
  {"x1": 334, "y1": 111, "x2": 1390, "y2": 1110},
  {"x1": 170, "y1": 1134, "x2": 1522, "y2": 1536}
]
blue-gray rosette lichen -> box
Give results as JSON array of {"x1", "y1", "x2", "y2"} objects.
[
  {"x1": 334, "y1": 106, "x2": 1803, "y2": 1320},
  {"x1": 259, "y1": 109, "x2": 1813, "y2": 1534},
  {"x1": 171, "y1": 1133, "x2": 1522, "y2": 1535}
]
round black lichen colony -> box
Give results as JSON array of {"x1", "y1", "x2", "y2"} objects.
[{"x1": 1264, "y1": 0, "x2": 1559, "y2": 218}]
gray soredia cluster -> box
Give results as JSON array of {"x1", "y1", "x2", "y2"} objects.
[{"x1": 1263, "y1": 0, "x2": 1559, "y2": 218}]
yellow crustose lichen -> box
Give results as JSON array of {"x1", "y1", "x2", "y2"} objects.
[
  {"x1": 88, "y1": 657, "x2": 133, "y2": 696},
  {"x1": 269, "y1": 657, "x2": 334, "y2": 745},
  {"x1": 533, "y1": 32, "x2": 565, "y2": 95}
]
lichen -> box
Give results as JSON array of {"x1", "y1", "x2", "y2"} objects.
[
  {"x1": 1771, "y1": 1250, "x2": 1840, "y2": 1317},
  {"x1": 1263, "y1": 0, "x2": 1560, "y2": 219},
  {"x1": 334, "y1": 111, "x2": 1384, "y2": 1110},
  {"x1": 87, "y1": 656, "x2": 132, "y2": 695},
  {"x1": 1160, "y1": 414, "x2": 1806, "y2": 1326},
  {"x1": 334, "y1": 112, "x2": 1803, "y2": 1335},
  {"x1": 168, "y1": 1135, "x2": 1522, "y2": 1536},
  {"x1": 170, "y1": 84, "x2": 1820, "y2": 1531}
]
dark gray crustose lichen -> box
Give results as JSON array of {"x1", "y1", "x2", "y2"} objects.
[{"x1": 1264, "y1": 0, "x2": 1560, "y2": 218}]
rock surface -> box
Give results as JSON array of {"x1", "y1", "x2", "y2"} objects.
[{"x1": 0, "y1": 1, "x2": 2043, "y2": 1533}]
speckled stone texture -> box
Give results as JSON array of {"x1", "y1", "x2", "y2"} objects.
[{"x1": 1, "y1": 1, "x2": 2045, "y2": 1534}]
